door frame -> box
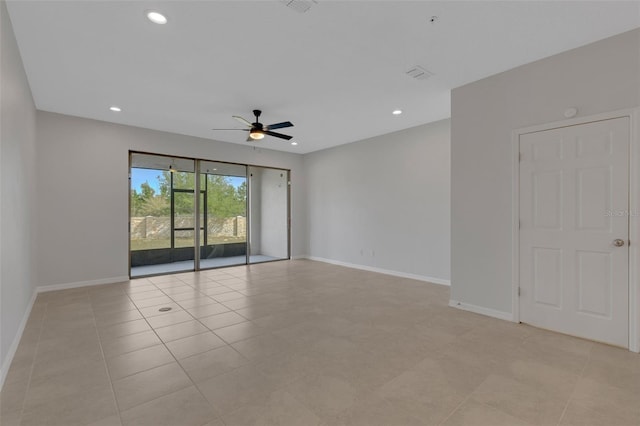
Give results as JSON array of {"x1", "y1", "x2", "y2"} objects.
[{"x1": 511, "y1": 108, "x2": 640, "y2": 352}]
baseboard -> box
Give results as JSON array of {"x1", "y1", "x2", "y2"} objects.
[
  {"x1": 37, "y1": 275, "x2": 130, "y2": 293},
  {"x1": 291, "y1": 254, "x2": 309, "y2": 260},
  {"x1": 304, "y1": 256, "x2": 450, "y2": 286},
  {"x1": 449, "y1": 299, "x2": 515, "y2": 322},
  {"x1": 0, "y1": 290, "x2": 37, "y2": 391}
]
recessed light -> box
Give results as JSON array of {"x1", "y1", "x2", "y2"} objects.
[
  {"x1": 291, "y1": 142, "x2": 298, "y2": 146},
  {"x1": 109, "y1": 106, "x2": 122, "y2": 112},
  {"x1": 146, "y1": 11, "x2": 168, "y2": 25},
  {"x1": 392, "y1": 109, "x2": 402, "y2": 115}
]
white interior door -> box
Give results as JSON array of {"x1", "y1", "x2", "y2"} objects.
[{"x1": 519, "y1": 117, "x2": 630, "y2": 347}]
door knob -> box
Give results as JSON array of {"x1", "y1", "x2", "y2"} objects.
[{"x1": 613, "y1": 239, "x2": 625, "y2": 247}]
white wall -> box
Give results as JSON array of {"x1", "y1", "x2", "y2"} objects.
[
  {"x1": 248, "y1": 167, "x2": 289, "y2": 259},
  {"x1": 248, "y1": 168, "x2": 262, "y2": 254},
  {"x1": 305, "y1": 119, "x2": 451, "y2": 283},
  {"x1": 258, "y1": 168, "x2": 289, "y2": 258},
  {"x1": 0, "y1": 0, "x2": 37, "y2": 380},
  {"x1": 451, "y1": 29, "x2": 640, "y2": 315},
  {"x1": 35, "y1": 111, "x2": 306, "y2": 287}
]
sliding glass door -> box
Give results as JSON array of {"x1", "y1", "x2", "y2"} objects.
[
  {"x1": 129, "y1": 152, "x2": 290, "y2": 277},
  {"x1": 199, "y1": 161, "x2": 248, "y2": 268},
  {"x1": 129, "y1": 154, "x2": 196, "y2": 277}
]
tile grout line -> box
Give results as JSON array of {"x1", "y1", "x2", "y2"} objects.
[
  {"x1": 123, "y1": 275, "x2": 229, "y2": 423},
  {"x1": 12, "y1": 261, "x2": 626, "y2": 426},
  {"x1": 169, "y1": 274, "x2": 249, "y2": 425},
  {"x1": 165, "y1": 273, "x2": 300, "y2": 423},
  {"x1": 15, "y1": 296, "x2": 49, "y2": 423},
  {"x1": 90, "y1": 284, "x2": 128, "y2": 426},
  {"x1": 555, "y1": 342, "x2": 594, "y2": 426},
  {"x1": 170, "y1": 276, "x2": 264, "y2": 366},
  {"x1": 110, "y1": 278, "x2": 193, "y2": 417},
  {"x1": 435, "y1": 325, "x2": 529, "y2": 426},
  {"x1": 435, "y1": 379, "x2": 479, "y2": 425}
]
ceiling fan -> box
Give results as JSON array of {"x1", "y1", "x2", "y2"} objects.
[{"x1": 212, "y1": 110, "x2": 294, "y2": 141}]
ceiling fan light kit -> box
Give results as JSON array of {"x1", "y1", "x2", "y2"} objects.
[{"x1": 249, "y1": 130, "x2": 265, "y2": 140}]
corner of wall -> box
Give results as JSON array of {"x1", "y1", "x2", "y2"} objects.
[
  {"x1": 308, "y1": 255, "x2": 451, "y2": 286},
  {"x1": 448, "y1": 299, "x2": 515, "y2": 322},
  {"x1": 0, "y1": 289, "x2": 37, "y2": 390},
  {"x1": 0, "y1": 0, "x2": 39, "y2": 386}
]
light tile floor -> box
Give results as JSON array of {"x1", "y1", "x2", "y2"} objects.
[{"x1": 1, "y1": 260, "x2": 639, "y2": 426}]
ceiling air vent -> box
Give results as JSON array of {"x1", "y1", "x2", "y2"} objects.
[
  {"x1": 405, "y1": 65, "x2": 433, "y2": 80},
  {"x1": 281, "y1": 0, "x2": 318, "y2": 13}
]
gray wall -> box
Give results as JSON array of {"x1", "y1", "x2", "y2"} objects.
[
  {"x1": 0, "y1": 0, "x2": 37, "y2": 377},
  {"x1": 305, "y1": 119, "x2": 451, "y2": 283},
  {"x1": 451, "y1": 29, "x2": 640, "y2": 314},
  {"x1": 35, "y1": 111, "x2": 306, "y2": 287}
]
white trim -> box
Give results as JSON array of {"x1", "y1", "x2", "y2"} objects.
[
  {"x1": 511, "y1": 130, "x2": 521, "y2": 323},
  {"x1": 37, "y1": 276, "x2": 130, "y2": 293},
  {"x1": 629, "y1": 108, "x2": 640, "y2": 352},
  {"x1": 0, "y1": 290, "x2": 37, "y2": 390},
  {"x1": 449, "y1": 299, "x2": 514, "y2": 322},
  {"x1": 304, "y1": 256, "x2": 450, "y2": 286},
  {"x1": 291, "y1": 254, "x2": 309, "y2": 260},
  {"x1": 516, "y1": 109, "x2": 637, "y2": 136},
  {"x1": 512, "y1": 108, "x2": 639, "y2": 351}
]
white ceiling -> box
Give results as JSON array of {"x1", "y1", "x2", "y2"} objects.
[{"x1": 7, "y1": 1, "x2": 640, "y2": 154}]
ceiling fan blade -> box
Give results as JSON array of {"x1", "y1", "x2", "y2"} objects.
[
  {"x1": 211, "y1": 128, "x2": 249, "y2": 131},
  {"x1": 232, "y1": 116, "x2": 253, "y2": 127},
  {"x1": 264, "y1": 130, "x2": 293, "y2": 140},
  {"x1": 246, "y1": 134, "x2": 254, "y2": 142},
  {"x1": 266, "y1": 121, "x2": 293, "y2": 130}
]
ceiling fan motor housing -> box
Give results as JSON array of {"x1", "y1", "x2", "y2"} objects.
[{"x1": 252, "y1": 110, "x2": 264, "y2": 131}]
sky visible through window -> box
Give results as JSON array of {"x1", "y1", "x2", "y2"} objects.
[{"x1": 131, "y1": 168, "x2": 245, "y2": 192}]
